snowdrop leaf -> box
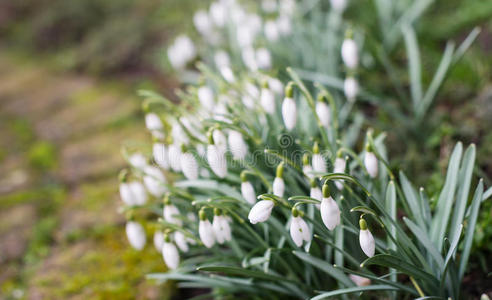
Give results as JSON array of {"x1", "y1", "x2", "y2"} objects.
[{"x1": 311, "y1": 285, "x2": 399, "y2": 299}]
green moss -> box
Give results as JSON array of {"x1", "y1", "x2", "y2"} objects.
[
  {"x1": 24, "y1": 216, "x2": 58, "y2": 265},
  {"x1": 27, "y1": 141, "x2": 58, "y2": 171}
]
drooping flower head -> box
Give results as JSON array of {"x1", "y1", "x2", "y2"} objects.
[
  {"x1": 207, "y1": 128, "x2": 228, "y2": 178},
  {"x1": 359, "y1": 218, "x2": 375, "y2": 257},
  {"x1": 212, "y1": 208, "x2": 232, "y2": 244},
  {"x1": 281, "y1": 82, "x2": 297, "y2": 130},
  {"x1": 316, "y1": 94, "x2": 331, "y2": 129},
  {"x1": 198, "y1": 209, "x2": 216, "y2": 248},
  {"x1": 312, "y1": 141, "x2": 326, "y2": 173},
  {"x1": 162, "y1": 232, "x2": 180, "y2": 270},
  {"x1": 289, "y1": 208, "x2": 311, "y2": 247},
  {"x1": 320, "y1": 183, "x2": 341, "y2": 231},
  {"x1": 273, "y1": 162, "x2": 285, "y2": 197},
  {"x1": 364, "y1": 144, "x2": 378, "y2": 178},
  {"x1": 241, "y1": 171, "x2": 256, "y2": 205}
]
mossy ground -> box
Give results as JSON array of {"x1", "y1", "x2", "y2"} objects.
[{"x1": 0, "y1": 53, "x2": 172, "y2": 299}]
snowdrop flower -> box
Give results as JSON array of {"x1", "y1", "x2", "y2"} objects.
[
  {"x1": 220, "y1": 66, "x2": 236, "y2": 83},
  {"x1": 333, "y1": 153, "x2": 347, "y2": 190},
  {"x1": 174, "y1": 231, "x2": 189, "y2": 252},
  {"x1": 237, "y1": 26, "x2": 255, "y2": 49},
  {"x1": 126, "y1": 221, "x2": 146, "y2": 250},
  {"x1": 240, "y1": 172, "x2": 256, "y2": 204},
  {"x1": 242, "y1": 93, "x2": 255, "y2": 109},
  {"x1": 312, "y1": 142, "x2": 327, "y2": 173},
  {"x1": 163, "y1": 199, "x2": 183, "y2": 227},
  {"x1": 171, "y1": 121, "x2": 189, "y2": 145},
  {"x1": 320, "y1": 184, "x2": 341, "y2": 230},
  {"x1": 341, "y1": 35, "x2": 358, "y2": 69},
  {"x1": 344, "y1": 76, "x2": 359, "y2": 102},
  {"x1": 359, "y1": 218, "x2": 375, "y2": 257},
  {"x1": 207, "y1": 130, "x2": 227, "y2": 178},
  {"x1": 119, "y1": 181, "x2": 147, "y2": 206},
  {"x1": 193, "y1": 10, "x2": 213, "y2": 36},
  {"x1": 364, "y1": 144, "x2": 378, "y2": 178},
  {"x1": 145, "y1": 113, "x2": 163, "y2": 131},
  {"x1": 143, "y1": 165, "x2": 167, "y2": 197},
  {"x1": 151, "y1": 142, "x2": 167, "y2": 169},
  {"x1": 277, "y1": 15, "x2": 292, "y2": 36},
  {"x1": 310, "y1": 180, "x2": 322, "y2": 209},
  {"x1": 248, "y1": 200, "x2": 275, "y2": 224},
  {"x1": 245, "y1": 82, "x2": 260, "y2": 99},
  {"x1": 212, "y1": 128, "x2": 227, "y2": 154},
  {"x1": 349, "y1": 274, "x2": 371, "y2": 286},
  {"x1": 209, "y1": 1, "x2": 227, "y2": 27},
  {"x1": 198, "y1": 85, "x2": 215, "y2": 112},
  {"x1": 199, "y1": 209, "x2": 216, "y2": 248},
  {"x1": 228, "y1": 130, "x2": 248, "y2": 160},
  {"x1": 212, "y1": 209, "x2": 232, "y2": 244},
  {"x1": 330, "y1": 0, "x2": 347, "y2": 13},
  {"x1": 180, "y1": 147, "x2": 199, "y2": 180},
  {"x1": 316, "y1": 95, "x2": 331, "y2": 128},
  {"x1": 153, "y1": 230, "x2": 164, "y2": 252},
  {"x1": 256, "y1": 48, "x2": 272, "y2": 70},
  {"x1": 260, "y1": 82, "x2": 276, "y2": 114},
  {"x1": 303, "y1": 154, "x2": 315, "y2": 179},
  {"x1": 282, "y1": 82, "x2": 297, "y2": 130},
  {"x1": 167, "y1": 35, "x2": 196, "y2": 70},
  {"x1": 290, "y1": 209, "x2": 311, "y2": 247},
  {"x1": 168, "y1": 142, "x2": 182, "y2": 172},
  {"x1": 215, "y1": 50, "x2": 231, "y2": 68},
  {"x1": 262, "y1": 0, "x2": 277, "y2": 13},
  {"x1": 264, "y1": 20, "x2": 279, "y2": 42},
  {"x1": 268, "y1": 77, "x2": 284, "y2": 95},
  {"x1": 162, "y1": 235, "x2": 180, "y2": 270},
  {"x1": 273, "y1": 163, "x2": 285, "y2": 197},
  {"x1": 242, "y1": 47, "x2": 258, "y2": 71},
  {"x1": 128, "y1": 153, "x2": 147, "y2": 170},
  {"x1": 280, "y1": 0, "x2": 296, "y2": 16}
]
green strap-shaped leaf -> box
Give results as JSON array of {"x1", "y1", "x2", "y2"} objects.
[
  {"x1": 311, "y1": 285, "x2": 399, "y2": 300},
  {"x1": 400, "y1": 171, "x2": 426, "y2": 230}
]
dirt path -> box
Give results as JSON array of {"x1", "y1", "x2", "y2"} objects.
[{"x1": 0, "y1": 53, "x2": 171, "y2": 299}]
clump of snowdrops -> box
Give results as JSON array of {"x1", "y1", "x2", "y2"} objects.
[{"x1": 118, "y1": 0, "x2": 491, "y2": 299}]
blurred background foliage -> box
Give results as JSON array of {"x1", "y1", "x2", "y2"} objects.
[{"x1": 0, "y1": 0, "x2": 490, "y2": 298}]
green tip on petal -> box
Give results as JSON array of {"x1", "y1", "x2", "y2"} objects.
[
  {"x1": 164, "y1": 233, "x2": 171, "y2": 243},
  {"x1": 359, "y1": 218, "x2": 368, "y2": 230},
  {"x1": 240, "y1": 171, "x2": 248, "y2": 182},
  {"x1": 285, "y1": 82, "x2": 294, "y2": 98},
  {"x1": 199, "y1": 209, "x2": 207, "y2": 221},
  {"x1": 365, "y1": 143, "x2": 372, "y2": 152},
  {"x1": 276, "y1": 162, "x2": 285, "y2": 178},
  {"x1": 313, "y1": 141, "x2": 320, "y2": 154},
  {"x1": 292, "y1": 207, "x2": 299, "y2": 217},
  {"x1": 310, "y1": 178, "x2": 317, "y2": 188},
  {"x1": 336, "y1": 149, "x2": 343, "y2": 158},
  {"x1": 163, "y1": 194, "x2": 171, "y2": 205},
  {"x1": 214, "y1": 208, "x2": 222, "y2": 216},
  {"x1": 262, "y1": 80, "x2": 269, "y2": 89},
  {"x1": 322, "y1": 184, "x2": 330, "y2": 198},
  {"x1": 302, "y1": 153, "x2": 309, "y2": 165},
  {"x1": 119, "y1": 169, "x2": 129, "y2": 183},
  {"x1": 207, "y1": 129, "x2": 215, "y2": 145}
]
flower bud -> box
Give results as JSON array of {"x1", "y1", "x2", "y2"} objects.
[
  {"x1": 341, "y1": 37, "x2": 358, "y2": 69},
  {"x1": 248, "y1": 200, "x2": 275, "y2": 224},
  {"x1": 209, "y1": 1, "x2": 226, "y2": 27},
  {"x1": 199, "y1": 218, "x2": 216, "y2": 248},
  {"x1": 212, "y1": 213, "x2": 232, "y2": 244},
  {"x1": 119, "y1": 181, "x2": 147, "y2": 206},
  {"x1": 153, "y1": 230, "x2": 164, "y2": 252},
  {"x1": 174, "y1": 231, "x2": 189, "y2": 253},
  {"x1": 207, "y1": 144, "x2": 227, "y2": 178},
  {"x1": 359, "y1": 218, "x2": 375, "y2": 257},
  {"x1": 333, "y1": 156, "x2": 347, "y2": 190},
  {"x1": 260, "y1": 84, "x2": 276, "y2": 114},
  {"x1": 264, "y1": 20, "x2": 279, "y2": 42},
  {"x1": 256, "y1": 48, "x2": 272, "y2": 70},
  {"x1": 145, "y1": 113, "x2": 163, "y2": 131},
  {"x1": 128, "y1": 153, "x2": 147, "y2": 170},
  {"x1": 290, "y1": 213, "x2": 311, "y2": 247},
  {"x1": 344, "y1": 76, "x2": 359, "y2": 102},
  {"x1": 163, "y1": 203, "x2": 182, "y2": 226},
  {"x1": 281, "y1": 85, "x2": 297, "y2": 130},
  {"x1": 180, "y1": 151, "x2": 199, "y2": 180},
  {"x1": 316, "y1": 99, "x2": 331, "y2": 128},
  {"x1": 168, "y1": 142, "x2": 182, "y2": 172},
  {"x1": 153, "y1": 143, "x2": 169, "y2": 170},
  {"x1": 228, "y1": 130, "x2": 248, "y2": 160},
  {"x1": 193, "y1": 10, "x2": 213, "y2": 36},
  {"x1": 312, "y1": 143, "x2": 326, "y2": 173},
  {"x1": 349, "y1": 274, "x2": 371, "y2": 286},
  {"x1": 126, "y1": 221, "x2": 146, "y2": 250},
  {"x1": 198, "y1": 85, "x2": 215, "y2": 111},
  {"x1": 241, "y1": 180, "x2": 256, "y2": 205},
  {"x1": 143, "y1": 166, "x2": 167, "y2": 197},
  {"x1": 364, "y1": 146, "x2": 378, "y2": 178},
  {"x1": 320, "y1": 185, "x2": 340, "y2": 230},
  {"x1": 162, "y1": 241, "x2": 180, "y2": 270}
]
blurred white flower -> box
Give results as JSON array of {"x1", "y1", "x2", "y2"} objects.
[
  {"x1": 199, "y1": 219, "x2": 216, "y2": 248},
  {"x1": 364, "y1": 149, "x2": 378, "y2": 178},
  {"x1": 167, "y1": 35, "x2": 196, "y2": 70},
  {"x1": 341, "y1": 37, "x2": 358, "y2": 69},
  {"x1": 245, "y1": 82, "x2": 260, "y2": 99},
  {"x1": 241, "y1": 181, "x2": 256, "y2": 204},
  {"x1": 119, "y1": 181, "x2": 147, "y2": 206},
  {"x1": 333, "y1": 156, "x2": 347, "y2": 190},
  {"x1": 228, "y1": 130, "x2": 248, "y2": 160},
  {"x1": 198, "y1": 85, "x2": 215, "y2": 112},
  {"x1": 163, "y1": 203, "x2": 182, "y2": 226},
  {"x1": 220, "y1": 66, "x2": 236, "y2": 83},
  {"x1": 180, "y1": 152, "x2": 199, "y2": 180},
  {"x1": 248, "y1": 200, "x2": 275, "y2": 224},
  {"x1": 145, "y1": 113, "x2": 163, "y2": 131},
  {"x1": 143, "y1": 166, "x2": 167, "y2": 197},
  {"x1": 359, "y1": 219, "x2": 375, "y2": 257},
  {"x1": 162, "y1": 241, "x2": 180, "y2": 270},
  {"x1": 290, "y1": 215, "x2": 311, "y2": 247},
  {"x1": 260, "y1": 86, "x2": 275, "y2": 114},
  {"x1": 126, "y1": 221, "x2": 146, "y2": 250},
  {"x1": 316, "y1": 100, "x2": 331, "y2": 128},
  {"x1": 312, "y1": 153, "x2": 326, "y2": 173},
  {"x1": 153, "y1": 143, "x2": 169, "y2": 170},
  {"x1": 210, "y1": 1, "x2": 227, "y2": 27},
  {"x1": 213, "y1": 214, "x2": 232, "y2": 244},
  {"x1": 280, "y1": 0, "x2": 296, "y2": 16},
  {"x1": 168, "y1": 142, "x2": 182, "y2": 172},
  {"x1": 264, "y1": 20, "x2": 280, "y2": 42},
  {"x1": 268, "y1": 77, "x2": 284, "y2": 95},
  {"x1": 344, "y1": 76, "x2": 359, "y2": 102},
  {"x1": 174, "y1": 231, "x2": 189, "y2": 252},
  {"x1": 207, "y1": 144, "x2": 227, "y2": 178},
  {"x1": 273, "y1": 177, "x2": 285, "y2": 197},
  {"x1": 282, "y1": 96, "x2": 297, "y2": 130},
  {"x1": 256, "y1": 48, "x2": 272, "y2": 70},
  {"x1": 350, "y1": 274, "x2": 371, "y2": 286},
  {"x1": 171, "y1": 121, "x2": 189, "y2": 145},
  {"x1": 241, "y1": 47, "x2": 258, "y2": 71},
  {"x1": 193, "y1": 10, "x2": 213, "y2": 36},
  {"x1": 215, "y1": 50, "x2": 231, "y2": 68},
  {"x1": 262, "y1": 0, "x2": 277, "y2": 13},
  {"x1": 310, "y1": 185, "x2": 322, "y2": 202},
  {"x1": 153, "y1": 230, "x2": 164, "y2": 252},
  {"x1": 213, "y1": 129, "x2": 228, "y2": 153},
  {"x1": 330, "y1": 0, "x2": 347, "y2": 13},
  {"x1": 276, "y1": 15, "x2": 292, "y2": 36},
  {"x1": 128, "y1": 153, "x2": 147, "y2": 170}
]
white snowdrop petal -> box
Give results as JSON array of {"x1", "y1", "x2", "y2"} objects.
[
  {"x1": 180, "y1": 152, "x2": 199, "y2": 180},
  {"x1": 126, "y1": 221, "x2": 146, "y2": 250},
  {"x1": 128, "y1": 181, "x2": 147, "y2": 205},
  {"x1": 128, "y1": 153, "x2": 147, "y2": 169},
  {"x1": 168, "y1": 143, "x2": 182, "y2": 172},
  {"x1": 153, "y1": 143, "x2": 169, "y2": 169},
  {"x1": 310, "y1": 187, "x2": 322, "y2": 201},
  {"x1": 260, "y1": 87, "x2": 276, "y2": 114},
  {"x1": 264, "y1": 20, "x2": 279, "y2": 42},
  {"x1": 290, "y1": 217, "x2": 304, "y2": 247},
  {"x1": 145, "y1": 113, "x2": 163, "y2": 131},
  {"x1": 162, "y1": 242, "x2": 180, "y2": 270},
  {"x1": 256, "y1": 48, "x2": 272, "y2": 70},
  {"x1": 359, "y1": 229, "x2": 375, "y2": 257},
  {"x1": 199, "y1": 220, "x2": 216, "y2": 248},
  {"x1": 143, "y1": 166, "x2": 167, "y2": 197},
  {"x1": 210, "y1": 1, "x2": 227, "y2": 27},
  {"x1": 341, "y1": 38, "x2": 358, "y2": 69},
  {"x1": 163, "y1": 204, "x2": 183, "y2": 227},
  {"x1": 334, "y1": 157, "x2": 347, "y2": 190},
  {"x1": 364, "y1": 152, "x2": 379, "y2": 178},
  {"x1": 153, "y1": 231, "x2": 164, "y2": 252},
  {"x1": 316, "y1": 101, "x2": 331, "y2": 128},
  {"x1": 193, "y1": 10, "x2": 213, "y2": 36},
  {"x1": 299, "y1": 217, "x2": 311, "y2": 243},
  {"x1": 273, "y1": 177, "x2": 285, "y2": 197},
  {"x1": 303, "y1": 165, "x2": 315, "y2": 179},
  {"x1": 331, "y1": 0, "x2": 347, "y2": 13},
  {"x1": 213, "y1": 130, "x2": 228, "y2": 153},
  {"x1": 350, "y1": 274, "x2": 371, "y2": 287},
  {"x1": 282, "y1": 97, "x2": 297, "y2": 130},
  {"x1": 241, "y1": 181, "x2": 256, "y2": 204},
  {"x1": 174, "y1": 231, "x2": 189, "y2": 253},
  {"x1": 320, "y1": 197, "x2": 341, "y2": 231},
  {"x1": 228, "y1": 130, "x2": 248, "y2": 160},
  {"x1": 312, "y1": 154, "x2": 327, "y2": 173},
  {"x1": 207, "y1": 145, "x2": 227, "y2": 178},
  {"x1": 198, "y1": 86, "x2": 215, "y2": 111},
  {"x1": 248, "y1": 200, "x2": 275, "y2": 224},
  {"x1": 213, "y1": 215, "x2": 231, "y2": 244},
  {"x1": 344, "y1": 76, "x2": 359, "y2": 102}
]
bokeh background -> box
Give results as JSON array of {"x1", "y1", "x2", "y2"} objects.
[{"x1": 0, "y1": 0, "x2": 491, "y2": 299}]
